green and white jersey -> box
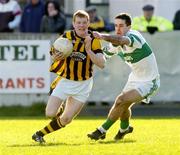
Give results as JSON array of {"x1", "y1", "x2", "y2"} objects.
[{"x1": 104, "y1": 30, "x2": 159, "y2": 82}]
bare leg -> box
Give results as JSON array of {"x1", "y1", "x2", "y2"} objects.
[
  {"x1": 108, "y1": 89, "x2": 143, "y2": 121},
  {"x1": 87, "y1": 90, "x2": 143, "y2": 140},
  {"x1": 60, "y1": 97, "x2": 84, "y2": 126},
  {"x1": 32, "y1": 97, "x2": 85, "y2": 143},
  {"x1": 45, "y1": 96, "x2": 64, "y2": 118}
]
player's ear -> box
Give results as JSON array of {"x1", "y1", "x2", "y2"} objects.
[{"x1": 128, "y1": 25, "x2": 131, "y2": 29}]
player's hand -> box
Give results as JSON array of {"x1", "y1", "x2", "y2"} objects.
[
  {"x1": 51, "y1": 50, "x2": 65, "y2": 61},
  {"x1": 93, "y1": 31, "x2": 102, "y2": 39},
  {"x1": 84, "y1": 35, "x2": 92, "y2": 52}
]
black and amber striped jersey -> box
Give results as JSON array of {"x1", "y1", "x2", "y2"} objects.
[{"x1": 49, "y1": 30, "x2": 102, "y2": 81}]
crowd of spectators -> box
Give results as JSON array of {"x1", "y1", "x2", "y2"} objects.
[
  {"x1": 0, "y1": 1, "x2": 180, "y2": 34},
  {"x1": 0, "y1": 0, "x2": 66, "y2": 34}
]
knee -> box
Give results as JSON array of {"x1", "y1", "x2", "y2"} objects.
[
  {"x1": 114, "y1": 96, "x2": 124, "y2": 107},
  {"x1": 45, "y1": 109, "x2": 56, "y2": 118},
  {"x1": 60, "y1": 116, "x2": 72, "y2": 125},
  {"x1": 115, "y1": 96, "x2": 129, "y2": 113}
]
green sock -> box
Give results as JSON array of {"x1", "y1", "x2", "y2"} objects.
[
  {"x1": 101, "y1": 118, "x2": 115, "y2": 130},
  {"x1": 120, "y1": 120, "x2": 129, "y2": 129}
]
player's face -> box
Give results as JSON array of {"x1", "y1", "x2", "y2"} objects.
[
  {"x1": 114, "y1": 19, "x2": 130, "y2": 36},
  {"x1": 73, "y1": 16, "x2": 90, "y2": 38}
]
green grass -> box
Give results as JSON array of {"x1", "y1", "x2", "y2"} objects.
[{"x1": 0, "y1": 117, "x2": 180, "y2": 155}]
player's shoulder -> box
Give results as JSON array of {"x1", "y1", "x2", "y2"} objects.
[
  {"x1": 127, "y1": 30, "x2": 144, "y2": 40},
  {"x1": 62, "y1": 30, "x2": 75, "y2": 40},
  {"x1": 128, "y1": 29, "x2": 141, "y2": 36},
  {"x1": 63, "y1": 30, "x2": 73, "y2": 35}
]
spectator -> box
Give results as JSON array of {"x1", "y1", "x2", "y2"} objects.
[
  {"x1": 40, "y1": 0, "x2": 66, "y2": 34},
  {"x1": 132, "y1": 4, "x2": 173, "y2": 34},
  {"x1": 0, "y1": 0, "x2": 21, "y2": 32},
  {"x1": 86, "y1": 5, "x2": 114, "y2": 32},
  {"x1": 20, "y1": 0, "x2": 45, "y2": 33},
  {"x1": 173, "y1": 9, "x2": 180, "y2": 30}
]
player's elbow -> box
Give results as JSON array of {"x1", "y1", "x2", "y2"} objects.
[
  {"x1": 100, "y1": 58, "x2": 106, "y2": 69},
  {"x1": 100, "y1": 63, "x2": 105, "y2": 69},
  {"x1": 97, "y1": 60, "x2": 105, "y2": 69}
]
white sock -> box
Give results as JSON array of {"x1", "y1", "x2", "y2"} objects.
[
  {"x1": 120, "y1": 126, "x2": 129, "y2": 133},
  {"x1": 98, "y1": 126, "x2": 107, "y2": 133}
]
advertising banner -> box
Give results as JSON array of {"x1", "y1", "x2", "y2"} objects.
[{"x1": 0, "y1": 40, "x2": 51, "y2": 93}]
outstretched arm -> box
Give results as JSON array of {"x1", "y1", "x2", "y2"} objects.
[{"x1": 93, "y1": 31, "x2": 130, "y2": 46}]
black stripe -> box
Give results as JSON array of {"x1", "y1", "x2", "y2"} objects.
[
  {"x1": 50, "y1": 119, "x2": 61, "y2": 130},
  {"x1": 74, "y1": 61, "x2": 78, "y2": 81},
  {"x1": 74, "y1": 39, "x2": 84, "y2": 80},
  {"x1": 48, "y1": 88, "x2": 53, "y2": 96},
  {"x1": 62, "y1": 33, "x2": 66, "y2": 38},
  {"x1": 77, "y1": 39, "x2": 83, "y2": 51},
  {"x1": 89, "y1": 61, "x2": 93, "y2": 78},
  {"x1": 71, "y1": 30, "x2": 75, "y2": 40},
  {"x1": 60, "y1": 69, "x2": 64, "y2": 76},
  {"x1": 44, "y1": 127, "x2": 50, "y2": 133},
  {"x1": 93, "y1": 49, "x2": 102, "y2": 54},
  {"x1": 82, "y1": 46, "x2": 87, "y2": 80},
  {"x1": 82, "y1": 59, "x2": 86, "y2": 80},
  {"x1": 66, "y1": 57, "x2": 71, "y2": 79},
  {"x1": 81, "y1": 45, "x2": 87, "y2": 80},
  {"x1": 53, "y1": 60, "x2": 64, "y2": 73}
]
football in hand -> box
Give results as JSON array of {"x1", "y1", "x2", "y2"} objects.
[{"x1": 53, "y1": 38, "x2": 73, "y2": 58}]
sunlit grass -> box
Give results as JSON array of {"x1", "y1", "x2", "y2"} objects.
[{"x1": 0, "y1": 117, "x2": 180, "y2": 155}]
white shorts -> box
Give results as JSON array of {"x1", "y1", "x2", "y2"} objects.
[
  {"x1": 51, "y1": 77, "x2": 93, "y2": 103},
  {"x1": 123, "y1": 76, "x2": 160, "y2": 99}
]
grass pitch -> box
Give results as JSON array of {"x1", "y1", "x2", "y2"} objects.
[{"x1": 0, "y1": 117, "x2": 180, "y2": 155}]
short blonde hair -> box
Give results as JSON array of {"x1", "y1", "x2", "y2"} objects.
[{"x1": 73, "y1": 10, "x2": 89, "y2": 22}]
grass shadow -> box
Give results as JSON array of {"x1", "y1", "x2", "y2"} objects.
[
  {"x1": 7, "y1": 142, "x2": 82, "y2": 147},
  {"x1": 8, "y1": 139, "x2": 136, "y2": 147},
  {"x1": 98, "y1": 139, "x2": 136, "y2": 144},
  {"x1": 87, "y1": 138, "x2": 136, "y2": 145}
]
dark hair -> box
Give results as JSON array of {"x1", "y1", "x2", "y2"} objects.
[
  {"x1": 45, "y1": 0, "x2": 60, "y2": 16},
  {"x1": 114, "y1": 13, "x2": 132, "y2": 26}
]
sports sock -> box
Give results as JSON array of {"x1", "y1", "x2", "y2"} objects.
[
  {"x1": 120, "y1": 119, "x2": 129, "y2": 132},
  {"x1": 36, "y1": 118, "x2": 65, "y2": 137},
  {"x1": 100, "y1": 118, "x2": 115, "y2": 131}
]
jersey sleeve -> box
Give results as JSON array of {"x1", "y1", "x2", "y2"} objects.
[
  {"x1": 49, "y1": 46, "x2": 55, "y2": 56},
  {"x1": 127, "y1": 34, "x2": 143, "y2": 49},
  {"x1": 91, "y1": 38, "x2": 103, "y2": 54}
]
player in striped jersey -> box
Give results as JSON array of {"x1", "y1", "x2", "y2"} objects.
[
  {"x1": 32, "y1": 10, "x2": 106, "y2": 143},
  {"x1": 88, "y1": 13, "x2": 160, "y2": 140}
]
